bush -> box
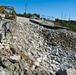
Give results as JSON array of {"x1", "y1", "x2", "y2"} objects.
[{"x1": 60, "y1": 20, "x2": 76, "y2": 31}]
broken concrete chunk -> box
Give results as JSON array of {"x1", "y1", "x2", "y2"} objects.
[
  {"x1": 67, "y1": 69, "x2": 76, "y2": 75},
  {"x1": 0, "y1": 70, "x2": 6, "y2": 75},
  {"x1": 12, "y1": 36, "x2": 17, "y2": 40},
  {"x1": 10, "y1": 55, "x2": 20, "y2": 61}
]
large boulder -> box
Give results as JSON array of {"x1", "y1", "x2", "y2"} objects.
[
  {"x1": 56, "y1": 69, "x2": 76, "y2": 75},
  {"x1": 67, "y1": 69, "x2": 76, "y2": 75},
  {"x1": 56, "y1": 69, "x2": 67, "y2": 75}
]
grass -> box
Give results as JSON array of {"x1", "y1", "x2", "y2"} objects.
[{"x1": 60, "y1": 21, "x2": 76, "y2": 31}]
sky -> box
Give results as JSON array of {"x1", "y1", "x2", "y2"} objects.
[{"x1": 0, "y1": 0, "x2": 76, "y2": 20}]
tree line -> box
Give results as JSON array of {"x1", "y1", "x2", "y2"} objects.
[{"x1": 16, "y1": 13, "x2": 40, "y2": 18}]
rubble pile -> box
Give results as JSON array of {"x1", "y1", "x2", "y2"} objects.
[{"x1": 0, "y1": 17, "x2": 76, "y2": 75}]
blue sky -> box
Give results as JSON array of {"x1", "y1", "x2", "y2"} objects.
[{"x1": 0, "y1": 0, "x2": 76, "y2": 20}]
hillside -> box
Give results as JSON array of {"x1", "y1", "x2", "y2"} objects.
[{"x1": 0, "y1": 16, "x2": 76, "y2": 75}]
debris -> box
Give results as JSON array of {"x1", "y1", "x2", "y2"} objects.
[{"x1": 10, "y1": 55, "x2": 20, "y2": 61}]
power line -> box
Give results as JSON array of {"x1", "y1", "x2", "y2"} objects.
[{"x1": 64, "y1": 14, "x2": 66, "y2": 20}]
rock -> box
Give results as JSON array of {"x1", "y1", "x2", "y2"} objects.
[
  {"x1": 5, "y1": 45, "x2": 10, "y2": 50},
  {"x1": 56, "y1": 69, "x2": 76, "y2": 75},
  {"x1": 0, "y1": 70, "x2": 6, "y2": 75},
  {"x1": 12, "y1": 36, "x2": 17, "y2": 40},
  {"x1": 0, "y1": 17, "x2": 76, "y2": 75},
  {"x1": 56, "y1": 48, "x2": 59, "y2": 56},
  {"x1": 67, "y1": 69, "x2": 76, "y2": 75},
  {"x1": 10, "y1": 55, "x2": 20, "y2": 61},
  {"x1": 37, "y1": 57, "x2": 42, "y2": 63},
  {"x1": 56, "y1": 69, "x2": 67, "y2": 75},
  {"x1": 34, "y1": 61, "x2": 40, "y2": 66},
  {"x1": 0, "y1": 45, "x2": 4, "y2": 50}
]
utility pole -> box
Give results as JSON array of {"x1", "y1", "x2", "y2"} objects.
[
  {"x1": 69, "y1": 15, "x2": 71, "y2": 20},
  {"x1": 25, "y1": 0, "x2": 28, "y2": 14},
  {"x1": 64, "y1": 14, "x2": 66, "y2": 20}
]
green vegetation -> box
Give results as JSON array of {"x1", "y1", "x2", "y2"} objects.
[
  {"x1": 61, "y1": 21, "x2": 76, "y2": 31},
  {"x1": 55, "y1": 19, "x2": 76, "y2": 31}
]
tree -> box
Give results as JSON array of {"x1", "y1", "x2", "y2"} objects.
[
  {"x1": 24, "y1": 12, "x2": 26, "y2": 17},
  {"x1": 33, "y1": 13, "x2": 40, "y2": 18},
  {"x1": 26, "y1": 13, "x2": 32, "y2": 18}
]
